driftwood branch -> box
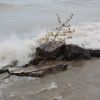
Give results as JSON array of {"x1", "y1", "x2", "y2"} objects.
[
  {"x1": 0, "y1": 69, "x2": 9, "y2": 74},
  {"x1": 1, "y1": 44, "x2": 100, "y2": 81},
  {"x1": 0, "y1": 63, "x2": 68, "y2": 80}
]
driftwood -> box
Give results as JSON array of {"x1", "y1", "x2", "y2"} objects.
[
  {"x1": 0, "y1": 63, "x2": 68, "y2": 79},
  {"x1": 30, "y1": 44, "x2": 100, "y2": 66},
  {"x1": 1, "y1": 44, "x2": 100, "y2": 80},
  {"x1": 89, "y1": 50, "x2": 100, "y2": 57},
  {"x1": 0, "y1": 69, "x2": 9, "y2": 74},
  {"x1": 30, "y1": 44, "x2": 91, "y2": 65}
]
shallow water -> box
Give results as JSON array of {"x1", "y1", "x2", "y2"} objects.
[{"x1": 1, "y1": 59, "x2": 100, "y2": 100}]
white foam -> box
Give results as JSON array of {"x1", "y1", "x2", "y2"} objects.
[
  {"x1": 65, "y1": 22, "x2": 100, "y2": 49},
  {"x1": 0, "y1": 22, "x2": 100, "y2": 68},
  {"x1": 34, "y1": 82, "x2": 57, "y2": 94},
  {"x1": 0, "y1": 29, "x2": 48, "y2": 69},
  {"x1": 0, "y1": 37, "x2": 37, "y2": 68}
]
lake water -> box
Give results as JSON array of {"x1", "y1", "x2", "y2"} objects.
[
  {"x1": 0, "y1": 0, "x2": 100, "y2": 100},
  {"x1": 0, "y1": 0, "x2": 100, "y2": 67},
  {"x1": 0, "y1": 0, "x2": 100, "y2": 35},
  {"x1": 0, "y1": 0, "x2": 100, "y2": 68}
]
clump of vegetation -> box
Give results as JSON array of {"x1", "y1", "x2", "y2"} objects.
[{"x1": 37, "y1": 14, "x2": 75, "y2": 50}]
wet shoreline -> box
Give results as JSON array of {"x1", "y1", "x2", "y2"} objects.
[{"x1": 0, "y1": 59, "x2": 100, "y2": 100}]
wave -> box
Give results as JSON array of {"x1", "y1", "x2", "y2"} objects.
[
  {"x1": 0, "y1": 39, "x2": 36, "y2": 68},
  {"x1": 0, "y1": 30, "x2": 47, "y2": 68},
  {"x1": 0, "y1": 22, "x2": 100, "y2": 68},
  {"x1": 0, "y1": 3, "x2": 16, "y2": 10},
  {"x1": 66, "y1": 22, "x2": 100, "y2": 49}
]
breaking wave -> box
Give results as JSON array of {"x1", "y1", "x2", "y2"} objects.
[
  {"x1": 0, "y1": 22, "x2": 100, "y2": 68},
  {"x1": 66, "y1": 22, "x2": 100, "y2": 49}
]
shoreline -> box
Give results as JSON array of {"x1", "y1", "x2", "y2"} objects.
[{"x1": 0, "y1": 59, "x2": 100, "y2": 100}]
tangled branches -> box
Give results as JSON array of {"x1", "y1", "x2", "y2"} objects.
[{"x1": 37, "y1": 14, "x2": 75, "y2": 50}]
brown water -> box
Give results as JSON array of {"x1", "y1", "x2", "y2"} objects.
[{"x1": 0, "y1": 59, "x2": 100, "y2": 100}]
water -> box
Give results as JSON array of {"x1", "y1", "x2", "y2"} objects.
[
  {"x1": 0, "y1": 1, "x2": 100, "y2": 99},
  {"x1": 1, "y1": 59, "x2": 100, "y2": 100},
  {"x1": 0, "y1": 0, "x2": 100, "y2": 67}
]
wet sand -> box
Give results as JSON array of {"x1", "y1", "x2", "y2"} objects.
[{"x1": 0, "y1": 59, "x2": 100, "y2": 100}]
